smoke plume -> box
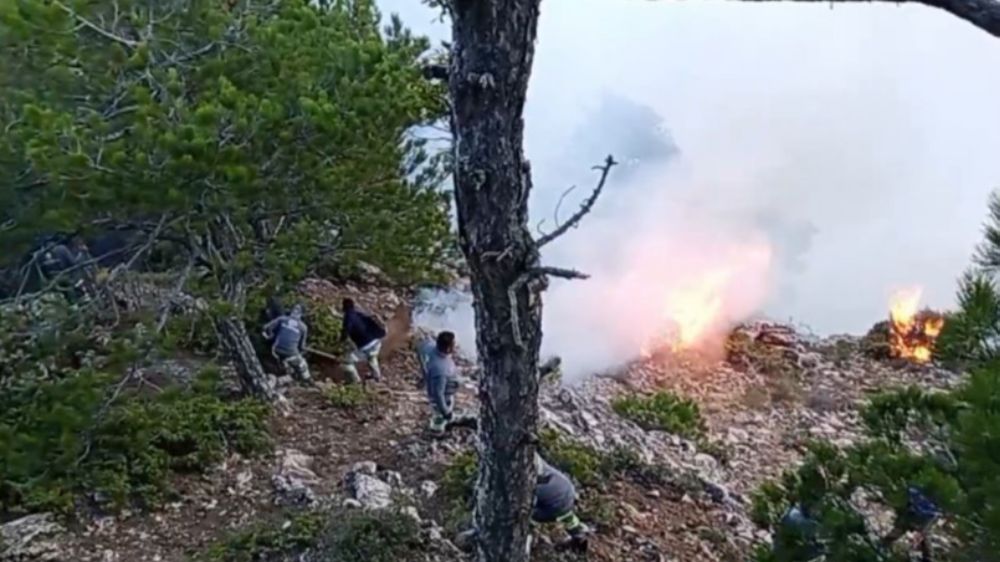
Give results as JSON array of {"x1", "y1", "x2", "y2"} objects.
[{"x1": 386, "y1": 0, "x2": 1000, "y2": 379}]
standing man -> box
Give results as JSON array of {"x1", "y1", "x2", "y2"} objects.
[
  {"x1": 418, "y1": 331, "x2": 462, "y2": 434},
  {"x1": 263, "y1": 304, "x2": 312, "y2": 384},
  {"x1": 340, "y1": 298, "x2": 386, "y2": 383}
]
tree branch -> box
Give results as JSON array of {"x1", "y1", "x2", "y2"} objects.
[
  {"x1": 532, "y1": 266, "x2": 590, "y2": 280},
  {"x1": 535, "y1": 155, "x2": 617, "y2": 248},
  {"x1": 729, "y1": 0, "x2": 1000, "y2": 39},
  {"x1": 53, "y1": 0, "x2": 140, "y2": 48}
]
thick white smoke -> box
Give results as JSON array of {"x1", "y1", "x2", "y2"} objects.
[{"x1": 386, "y1": 0, "x2": 1000, "y2": 379}]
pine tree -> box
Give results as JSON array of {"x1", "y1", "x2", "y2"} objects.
[{"x1": 0, "y1": 0, "x2": 452, "y2": 398}]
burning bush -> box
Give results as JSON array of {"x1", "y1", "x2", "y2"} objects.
[{"x1": 865, "y1": 288, "x2": 945, "y2": 364}]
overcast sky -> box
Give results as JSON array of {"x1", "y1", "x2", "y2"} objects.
[{"x1": 384, "y1": 0, "x2": 1000, "y2": 372}]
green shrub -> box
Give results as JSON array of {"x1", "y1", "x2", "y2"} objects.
[
  {"x1": 161, "y1": 311, "x2": 219, "y2": 355},
  {"x1": 612, "y1": 391, "x2": 705, "y2": 439},
  {"x1": 439, "y1": 450, "x2": 478, "y2": 529},
  {"x1": 539, "y1": 429, "x2": 610, "y2": 486},
  {"x1": 317, "y1": 509, "x2": 424, "y2": 562},
  {"x1": 196, "y1": 511, "x2": 325, "y2": 562},
  {"x1": 325, "y1": 384, "x2": 375, "y2": 410},
  {"x1": 303, "y1": 297, "x2": 343, "y2": 354},
  {"x1": 0, "y1": 368, "x2": 271, "y2": 515}
]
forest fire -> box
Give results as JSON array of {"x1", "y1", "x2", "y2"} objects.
[
  {"x1": 638, "y1": 243, "x2": 773, "y2": 357},
  {"x1": 888, "y1": 287, "x2": 945, "y2": 363}
]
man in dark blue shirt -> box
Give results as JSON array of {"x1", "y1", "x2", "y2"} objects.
[{"x1": 340, "y1": 298, "x2": 386, "y2": 383}]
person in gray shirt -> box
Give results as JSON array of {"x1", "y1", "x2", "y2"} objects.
[
  {"x1": 263, "y1": 304, "x2": 312, "y2": 384},
  {"x1": 417, "y1": 331, "x2": 461, "y2": 434}
]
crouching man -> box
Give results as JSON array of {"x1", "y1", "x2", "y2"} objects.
[
  {"x1": 263, "y1": 304, "x2": 312, "y2": 384},
  {"x1": 457, "y1": 453, "x2": 590, "y2": 553},
  {"x1": 534, "y1": 454, "x2": 590, "y2": 551},
  {"x1": 417, "y1": 331, "x2": 476, "y2": 434}
]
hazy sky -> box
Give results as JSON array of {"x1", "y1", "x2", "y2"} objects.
[{"x1": 384, "y1": 0, "x2": 1000, "y2": 373}]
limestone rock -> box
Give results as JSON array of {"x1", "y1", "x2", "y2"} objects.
[{"x1": 1, "y1": 513, "x2": 66, "y2": 562}]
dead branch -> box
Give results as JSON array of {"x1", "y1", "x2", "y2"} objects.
[
  {"x1": 532, "y1": 266, "x2": 590, "y2": 280},
  {"x1": 507, "y1": 265, "x2": 591, "y2": 347},
  {"x1": 535, "y1": 185, "x2": 578, "y2": 238},
  {"x1": 729, "y1": 0, "x2": 1000, "y2": 39},
  {"x1": 552, "y1": 185, "x2": 577, "y2": 229},
  {"x1": 53, "y1": 0, "x2": 140, "y2": 49},
  {"x1": 535, "y1": 155, "x2": 617, "y2": 248},
  {"x1": 104, "y1": 213, "x2": 169, "y2": 285},
  {"x1": 155, "y1": 252, "x2": 197, "y2": 334}
]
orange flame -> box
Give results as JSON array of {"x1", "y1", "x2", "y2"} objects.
[
  {"x1": 888, "y1": 287, "x2": 943, "y2": 363},
  {"x1": 640, "y1": 243, "x2": 773, "y2": 356},
  {"x1": 663, "y1": 268, "x2": 732, "y2": 350}
]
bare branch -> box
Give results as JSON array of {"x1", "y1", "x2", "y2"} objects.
[
  {"x1": 104, "y1": 213, "x2": 169, "y2": 285},
  {"x1": 53, "y1": 0, "x2": 140, "y2": 49},
  {"x1": 532, "y1": 266, "x2": 590, "y2": 280},
  {"x1": 552, "y1": 185, "x2": 577, "y2": 229},
  {"x1": 536, "y1": 155, "x2": 617, "y2": 248},
  {"x1": 728, "y1": 0, "x2": 1000, "y2": 39},
  {"x1": 506, "y1": 265, "x2": 590, "y2": 348},
  {"x1": 155, "y1": 252, "x2": 197, "y2": 333}
]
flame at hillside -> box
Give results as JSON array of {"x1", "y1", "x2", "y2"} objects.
[
  {"x1": 640, "y1": 242, "x2": 774, "y2": 357},
  {"x1": 888, "y1": 287, "x2": 944, "y2": 363}
]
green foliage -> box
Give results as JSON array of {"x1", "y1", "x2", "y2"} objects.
[
  {"x1": 1, "y1": 0, "x2": 454, "y2": 308},
  {"x1": 0, "y1": 365, "x2": 270, "y2": 515},
  {"x1": 317, "y1": 509, "x2": 424, "y2": 562},
  {"x1": 302, "y1": 297, "x2": 343, "y2": 353},
  {"x1": 196, "y1": 510, "x2": 326, "y2": 562},
  {"x1": 198, "y1": 508, "x2": 426, "y2": 562},
  {"x1": 861, "y1": 385, "x2": 960, "y2": 443},
  {"x1": 749, "y1": 365, "x2": 1000, "y2": 561},
  {"x1": 161, "y1": 311, "x2": 219, "y2": 355},
  {"x1": 325, "y1": 384, "x2": 376, "y2": 409},
  {"x1": 440, "y1": 450, "x2": 477, "y2": 515},
  {"x1": 539, "y1": 428, "x2": 613, "y2": 487},
  {"x1": 612, "y1": 391, "x2": 705, "y2": 439},
  {"x1": 936, "y1": 271, "x2": 1000, "y2": 367}
]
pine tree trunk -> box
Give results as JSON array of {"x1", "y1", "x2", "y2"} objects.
[
  {"x1": 449, "y1": 2, "x2": 543, "y2": 562},
  {"x1": 213, "y1": 278, "x2": 279, "y2": 402}
]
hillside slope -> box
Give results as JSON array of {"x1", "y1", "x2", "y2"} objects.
[{"x1": 2, "y1": 282, "x2": 958, "y2": 562}]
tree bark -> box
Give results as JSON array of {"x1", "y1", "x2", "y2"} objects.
[
  {"x1": 448, "y1": 2, "x2": 544, "y2": 562},
  {"x1": 212, "y1": 265, "x2": 279, "y2": 402},
  {"x1": 731, "y1": 0, "x2": 1000, "y2": 39}
]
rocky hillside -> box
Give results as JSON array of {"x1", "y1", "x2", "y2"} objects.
[{"x1": 1, "y1": 282, "x2": 959, "y2": 562}]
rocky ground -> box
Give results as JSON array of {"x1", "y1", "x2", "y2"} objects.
[{"x1": 1, "y1": 283, "x2": 962, "y2": 562}]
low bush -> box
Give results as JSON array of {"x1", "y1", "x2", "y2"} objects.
[
  {"x1": 196, "y1": 511, "x2": 326, "y2": 562},
  {"x1": 325, "y1": 384, "x2": 377, "y2": 410},
  {"x1": 0, "y1": 367, "x2": 270, "y2": 515},
  {"x1": 612, "y1": 391, "x2": 705, "y2": 439},
  {"x1": 318, "y1": 509, "x2": 424, "y2": 562}
]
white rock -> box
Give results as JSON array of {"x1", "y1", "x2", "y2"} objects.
[
  {"x1": 0, "y1": 513, "x2": 65, "y2": 562},
  {"x1": 351, "y1": 461, "x2": 378, "y2": 476},
  {"x1": 420, "y1": 480, "x2": 439, "y2": 498},
  {"x1": 347, "y1": 473, "x2": 393, "y2": 510},
  {"x1": 271, "y1": 449, "x2": 319, "y2": 506},
  {"x1": 401, "y1": 506, "x2": 421, "y2": 523}
]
